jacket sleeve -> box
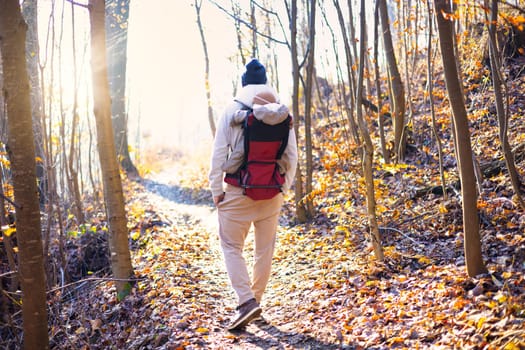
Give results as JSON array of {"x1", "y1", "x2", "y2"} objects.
[
  {"x1": 282, "y1": 126, "x2": 298, "y2": 192},
  {"x1": 208, "y1": 110, "x2": 231, "y2": 197}
]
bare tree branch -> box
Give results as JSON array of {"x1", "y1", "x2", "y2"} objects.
[
  {"x1": 64, "y1": 0, "x2": 89, "y2": 9},
  {"x1": 252, "y1": 0, "x2": 289, "y2": 46},
  {"x1": 499, "y1": 0, "x2": 525, "y2": 14},
  {"x1": 0, "y1": 191, "x2": 20, "y2": 209},
  {"x1": 0, "y1": 271, "x2": 17, "y2": 278},
  {"x1": 207, "y1": 0, "x2": 289, "y2": 46},
  {"x1": 46, "y1": 276, "x2": 144, "y2": 295}
]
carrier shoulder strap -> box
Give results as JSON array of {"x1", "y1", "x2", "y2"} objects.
[
  {"x1": 275, "y1": 116, "x2": 290, "y2": 160},
  {"x1": 243, "y1": 116, "x2": 250, "y2": 166},
  {"x1": 233, "y1": 99, "x2": 252, "y2": 111}
]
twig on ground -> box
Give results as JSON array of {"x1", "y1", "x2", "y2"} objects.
[
  {"x1": 46, "y1": 276, "x2": 145, "y2": 295},
  {"x1": 379, "y1": 226, "x2": 422, "y2": 246}
]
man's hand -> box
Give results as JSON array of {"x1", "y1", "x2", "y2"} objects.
[{"x1": 213, "y1": 193, "x2": 225, "y2": 206}]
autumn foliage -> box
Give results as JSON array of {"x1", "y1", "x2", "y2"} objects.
[{"x1": 1, "y1": 1, "x2": 525, "y2": 349}]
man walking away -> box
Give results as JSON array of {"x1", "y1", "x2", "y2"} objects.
[{"x1": 208, "y1": 58, "x2": 298, "y2": 330}]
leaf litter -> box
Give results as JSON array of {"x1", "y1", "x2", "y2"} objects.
[
  {"x1": 43, "y1": 146, "x2": 524, "y2": 350},
  {"x1": 47, "y1": 68, "x2": 525, "y2": 349}
]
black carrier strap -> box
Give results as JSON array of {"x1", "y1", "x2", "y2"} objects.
[
  {"x1": 243, "y1": 116, "x2": 250, "y2": 166},
  {"x1": 275, "y1": 116, "x2": 290, "y2": 160},
  {"x1": 234, "y1": 99, "x2": 252, "y2": 111}
]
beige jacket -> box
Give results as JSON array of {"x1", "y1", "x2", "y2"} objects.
[{"x1": 209, "y1": 85, "x2": 298, "y2": 197}]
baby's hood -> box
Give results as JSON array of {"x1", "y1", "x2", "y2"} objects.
[{"x1": 253, "y1": 103, "x2": 289, "y2": 125}]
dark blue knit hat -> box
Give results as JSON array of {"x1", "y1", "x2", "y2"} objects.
[{"x1": 241, "y1": 59, "x2": 267, "y2": 86}]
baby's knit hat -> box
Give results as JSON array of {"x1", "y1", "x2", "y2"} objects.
[{"x1": 241, "y1": 58, "x2": 267, "y2": 86}]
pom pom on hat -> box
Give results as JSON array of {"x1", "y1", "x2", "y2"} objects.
[{"x1": 241, "y1": 58, "x2": 267, "y2": 86}]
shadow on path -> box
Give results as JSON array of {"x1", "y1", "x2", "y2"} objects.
[
  {"x1": 225, "y1": 319, "x2": 345, "y2": 350},
  {"x1": 140, "y1": 178, "x2": 213, "y2": 207}
]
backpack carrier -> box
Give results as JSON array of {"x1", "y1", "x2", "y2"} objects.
[{"x1": 224, "y1": 105, "x2": 291, "y2": 200}]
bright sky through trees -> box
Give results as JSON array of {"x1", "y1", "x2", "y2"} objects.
[
  {"x1": 125, "y1": 0, "x2": 332, "y2": 151},
  {"x1": 127, "y1": 0, "x2": 237, "y2": 151},
  {"x1": 34, "y1": 0, "x2": 352, "y2": 152}
]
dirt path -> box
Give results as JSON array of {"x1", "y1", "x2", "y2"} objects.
[{"x1": 139, "y1": 164, "x2": 342, "y2": 349}]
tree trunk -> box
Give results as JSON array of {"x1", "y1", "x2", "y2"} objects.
[
  {"x1": 0, "y1": 1, "x2": 49, "y2": 348},
  {"x1": 303, "y1": 0, "x2": 316, "y2": 218},
  {"x1": 426, "y1": 0, "x2": 447, "y2": 199},
  {"x1": 318, "y1": 3, "x2": 354, "y2": 147},
  {"x1": 434, "y1": 0, "x2": 487, "y2": 277},
  {"x1": 231, "y1": 1, "x2": 246, "y2": 67},
  {"x1": 194, "y1": 0, "x2": 216, "y2": 137},
  {"x1": 378, "y1": 0, "x2": 406, "y2": 162},
  {"x1": 22, "y1": 0, "x2": 59, "y2": 286},
  {"x1": 89, "y1": 0, "x2": 134, "y2": 296},
  {"x1": 21, "y1": 0, "x2": 47, "y2": 206},
  {"x1": 401, "y1": 0, "x2": 415, "y2": 129},
  {"x1": 289, "y1": 0, "x2": 308, "y2": 223},
  {"x1": 263, "y1": 3, "x2": 279, "y2": 92},
  {"x1": 356, "y1": 0, "x2": 383, "y2": 262},
  {"x1": 106, "y1": 0, "x2": 138, "y2": 177},
  {"x1": 373, "y1": 1, "x2": 389, "y2": 163},
  {"x1": 68, "y1": 2, "x2": 85, "y2": 225},
  {"x1": 333, "y1": 0, "x2": 360, "y2": 145},
  {"x1": 485, "y1": 0, "x2": 524, "y2": 209},
  {"x1": 250, "y1": 0, "x2": 258, "y2": 57}
]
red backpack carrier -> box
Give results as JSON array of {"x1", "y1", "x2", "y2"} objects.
[{"x1": 224, "y1": 107, "x2": 291, "y2": 200}]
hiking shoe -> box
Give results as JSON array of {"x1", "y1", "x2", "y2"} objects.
[{"x1": 227, "y1": 298, "x2": 262, "y2": 330}]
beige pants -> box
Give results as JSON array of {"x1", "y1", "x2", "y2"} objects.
[{"x1": 217, "y1": 184, "x2": 284, "y2": 305}]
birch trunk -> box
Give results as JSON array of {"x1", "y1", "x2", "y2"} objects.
[{"x1": 89, "y1": 0, "x2": 134, "y2": 296}]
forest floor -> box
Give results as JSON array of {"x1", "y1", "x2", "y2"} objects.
[{"x1": 43, "y1": 146, "x2": 525, "y2": 350}]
